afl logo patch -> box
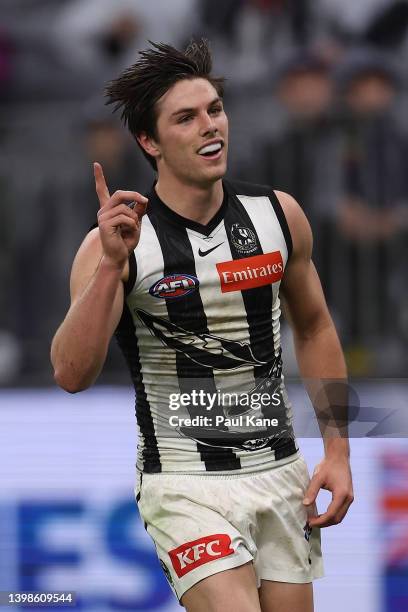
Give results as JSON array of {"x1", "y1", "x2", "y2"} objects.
[
  {"x1": 230, "y1": 223, "x2": 257, "y2": 254},
  {"x1": 149, "y1": 274, "x2": 199, "y2": 299}
]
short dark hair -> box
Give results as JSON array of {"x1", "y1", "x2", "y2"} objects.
[{"x1": 104, "y1": 39, "x2": 225, "y2": 170}]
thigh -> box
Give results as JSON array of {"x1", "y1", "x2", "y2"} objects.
[
  {"x1": 136, "y1": 473, "x2": 256, "y2": 603},
  {"x1": 182, "y1": 561, "x2": 261, "y2": 612},
  {"x1": 259, "y1": 581, "x2": 313, "y2": 612},
  {"x1": 255, "y1": 456, "x2": 324, "y2": 584}
]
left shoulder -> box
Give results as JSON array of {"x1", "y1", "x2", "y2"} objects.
[
  {"x1": 273, "y1": 190, "x2": 313, "y2": 261},
  {"x1": 223, "y1": 178, "x2": 274, "y2": 199}
]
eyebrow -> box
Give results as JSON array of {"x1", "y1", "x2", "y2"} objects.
[{"x1": 171, "y1": 97, "x2": 222, "y2": 118}]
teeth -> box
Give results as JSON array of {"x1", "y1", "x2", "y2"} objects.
[{"x1": 198, "y1": 142, "x2": 222, "y2": 155}]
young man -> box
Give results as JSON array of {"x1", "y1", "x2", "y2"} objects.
[{"x1": 51, "y1": 40, "x2": 354, "y2": 612}]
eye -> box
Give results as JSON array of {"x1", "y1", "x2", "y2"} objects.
[
  {"x1": 209, "y1": 106, "x2": 222, "y2": 115},
  {"x1": 178, "y1": 115, "x2": 193, "y2": 124}
]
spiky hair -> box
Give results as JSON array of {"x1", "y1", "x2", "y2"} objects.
[{"x1": 104, "y1": 39, "x2": 225, "y2": 169}]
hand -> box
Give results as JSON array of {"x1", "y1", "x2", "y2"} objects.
[
  {"x1": 94, "y1": 162, "x2": 148, "y2": 269},
  {"x1": 302, "y1": 455, "x2": 354, "y2": 528}
]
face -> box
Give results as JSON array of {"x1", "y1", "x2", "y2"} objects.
[
  {"x1": 140, "y1": 78, "x2": 228, "y2": 187},
  {"x1": 86, "y1": 123, "x2": 124, "y2": 163},
  {"x1": 279, "y1": 72, "x2": 332, "y2": 119},
  {"x1": 346, "y1": 74, "x2": 395, "y2": 115}
]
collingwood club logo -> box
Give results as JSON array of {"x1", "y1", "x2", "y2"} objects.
[
  {"x1": 303, "y1": 523, "x2": 313, "y2": 541},
  {"x1": 230, "y1": 223, "x2": 257, "y2": 254}
]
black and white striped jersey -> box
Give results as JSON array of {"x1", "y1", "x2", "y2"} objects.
[{"x1": 116, "y1": 178, "x2": 299, "y2": 474}]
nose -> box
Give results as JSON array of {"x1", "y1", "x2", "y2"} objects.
[{"x1": 199, "y1": 111, "x2": 218, "y2": 137}]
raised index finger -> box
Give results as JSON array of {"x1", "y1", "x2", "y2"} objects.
[{"x1": 93, "y1": 162, "x2": 110, "y2": 208}]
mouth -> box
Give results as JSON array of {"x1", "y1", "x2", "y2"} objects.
[{"x1": 197, "y1": 139, "x2": 224, "y2": 161}]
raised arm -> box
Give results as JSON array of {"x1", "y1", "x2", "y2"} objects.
[
  {"x1": 277, "y1": 190, "x2": 354, "y2": 528},
  {"x1": 51, "y1": 163, "x2": 147, "y2": 393}
]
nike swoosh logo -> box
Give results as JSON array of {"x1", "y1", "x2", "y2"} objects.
[{"x1": 198, "y1": 242, "x2": 224, "y2": 257}]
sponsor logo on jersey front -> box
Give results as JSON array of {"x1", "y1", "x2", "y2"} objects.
[
  {"x1": 149, "y1": 274, "x2": 199, "y2": 299},
  {"x1": 217, "y1": 251, "x2": 284, "y2": 293},
  {"x1": 230, "y1": 223, "x2": 258, "y2": 254},
  {"x1": 169, "y1": 534, "x2": 234, "y2": 577}
]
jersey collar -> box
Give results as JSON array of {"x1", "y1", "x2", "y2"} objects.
[{"x1": 147, "y1": 180, "x2": 229, "y2": 237}]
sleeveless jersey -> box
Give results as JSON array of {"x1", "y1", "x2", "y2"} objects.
[{"x1": 115, "y1": 178, "x2": 298, "y2": 474}]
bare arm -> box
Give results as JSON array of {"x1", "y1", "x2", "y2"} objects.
[
  {"x1": 277, "y1": 190, "x2": 354, "y2": 527},
  {"x1": 50, "y1": 163, "x2": 147, "y2": 392},
  {"x1": 51, "y1": 230, "x2": 126, "y2": 392}
]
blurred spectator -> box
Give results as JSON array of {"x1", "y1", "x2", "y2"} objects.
[
  {"x1": 276, "y1": 54, "x2": 333, "y2": 119},
  {"x1": 332, "y1": 48, "x2": 408, "y2": 373},
  {"x1": 52, "y1": 0, "x2": 200, "y2": 97},
  {"x1": 336, "y1": 50, "x2": 406, "y2": 248},
  {"x1": 210, "y1": 2, "x2": 316, "y2": 182},
  {"x1": 365, "y1": 1, "x2": 408, "y2": 49},
  {"x1": 315, "y1": 0, "x2": 408, "y2": 55},
  {"x1": 1, "y1": 1, "x2": 86, "y2": 103},
  {"x1": 73, "y1": 98, "x2": 154, "y2": 241},
  {"x1": 0, "y1": 26, "x2": 13, "y2": 102},
  {"x1": 11, "y1": 99, "x2": 153, "y2": 382},
  {"x1": 201, "y1": 0, "x2": 312, "y2": 45},
  {"x1": 316, "y1": 0, "x2": 402, "y2": 39},
  {"x1": 201, "y1": 0, "x2": 314, "y2": 85},
  {"x1": 258, "y1": 50, "x2": 342, "y2": 279}
]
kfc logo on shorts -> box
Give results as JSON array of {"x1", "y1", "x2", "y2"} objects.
[
  {"x1": 169, "y1": 534, "x2": 234, "y2": 577},
  {"x1": 217, "y1": 251, "x2": 284, "y2": 293}
]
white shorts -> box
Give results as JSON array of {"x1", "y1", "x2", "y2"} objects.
[{"x1": 135, "y1": 453, "x2": 324, "y2": 602}]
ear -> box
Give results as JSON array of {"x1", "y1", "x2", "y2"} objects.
[{"x1": 137, "y1": 132, "x2": 161, "y2": 161}]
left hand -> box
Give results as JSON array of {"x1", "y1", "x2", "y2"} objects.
[{"x1": 303, "y1": 455, "x2": 354, "y2": 528}]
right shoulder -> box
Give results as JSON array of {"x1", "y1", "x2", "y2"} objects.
[
  {"x1": 71, "y1": 227, "x2": 103, "y2": 278},
  {"x1": 69, "y1": 228, "x2": 129, "y2": 301},
  {"x1": 80, "y1": 226, "x2": 102, "y2": 251}
]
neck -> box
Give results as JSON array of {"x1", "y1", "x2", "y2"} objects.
[{"x1": 155, "y1": 173, "x2": 224, "y2": 225}]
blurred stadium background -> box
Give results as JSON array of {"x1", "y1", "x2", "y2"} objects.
[{"x1": 0, "y1": 0, "x2": 408, "y2": 610}]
